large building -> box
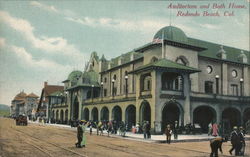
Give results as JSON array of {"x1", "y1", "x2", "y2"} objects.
[
  {"x1": 11, "y1": 91, "x2": 39, "y2": 119},
  {"x1": 56, "y1": 26, "x2": 249, "y2": 134}
]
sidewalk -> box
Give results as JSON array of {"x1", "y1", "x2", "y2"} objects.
[{"x1": 29, "y1": 121, "x2": 250, "y2": 143}]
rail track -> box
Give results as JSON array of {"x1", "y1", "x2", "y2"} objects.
[{"x1": 12, "y1": 128, "x2": 88, "y2": 157}]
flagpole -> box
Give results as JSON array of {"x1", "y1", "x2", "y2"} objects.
[{"x1": 162, "y1": 30, "x2": 165, "y2": 58}]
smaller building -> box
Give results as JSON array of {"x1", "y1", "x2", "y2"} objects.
[
  {"x1": 48, "y1": 90, "x2": 68, "y2": 124},
  {"x1": 37, "y1": 82, "x2": 64, "y2": 119},
  {"x1": 11, "y1": 91, "x2": 39, "y2": 119}
]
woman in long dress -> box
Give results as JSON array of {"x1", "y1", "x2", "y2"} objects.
[{"x1": 80, "y1": 120, "x2": 88, "y2": 147}]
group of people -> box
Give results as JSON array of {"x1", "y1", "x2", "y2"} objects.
[
  {"x1": 209, "y1": 126, "x2": 246, "y2": 157},
  {"x1": 229, "y1": 126, "x2": 246, "y2": 156}
]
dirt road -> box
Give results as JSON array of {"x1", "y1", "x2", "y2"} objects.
[{"x1": 0, "y1": 118, "x2": 249, "y2": 157}]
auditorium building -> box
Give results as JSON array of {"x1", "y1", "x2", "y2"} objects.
[{"x1": 51, "y1": 26, "x2": 250, "y2": 134}]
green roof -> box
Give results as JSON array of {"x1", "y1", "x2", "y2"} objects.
[
  {"x1": 188, "y1": 38, "x2": 250, "y2": 65},
  {"x1": 68, "y1": 70, "x2": 82, "y2": 81},
  {"x1": 130, "y1": 59, "x2": 200, "y2": 74},
  {"x1": 154, "y1": 26, "x2": 188, "y2": 44},
  {"x1": 81, "y1": 70, "x2": 99, "y2": 85}
]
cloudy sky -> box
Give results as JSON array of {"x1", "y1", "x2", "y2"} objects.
[{"x1": 0, "y1": 0, "x2": 249, "y2": 106}]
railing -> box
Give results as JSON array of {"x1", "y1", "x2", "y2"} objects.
[
  {"x1": 190, "y1": 91, "x2": 250, "y2": 102},
  {"x1": 84, "y1": 93, "x2": 136, "y2": 104}
]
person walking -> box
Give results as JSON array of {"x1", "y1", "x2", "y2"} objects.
[
  {"x1": 173, "y1": 121, "x2": 179, "y2": 140},
  {"x1": 75, "y1": 120, "x2": 83, "y2": 148},
  {"x1": 143, "y1": 121, "x2": 147, "y2": 139},
  {"x1": 146, "y1": 121, "x2": 151, "y2": 139},
  {"x1": 165, "y1": 124, "x2": 172, "y2": 144},
  {"x1": 79, "y1": 120, "x2": 88, "y2": 148},
  {"x1": 212, "y1": 123, "x2": 218, "y2": 137},
  {"x1": 89, "y1": 121, "x2": 93, "y2": 135},
  {"x1": 229, "y1": 126, "x2": 240, "y2": 155},
  {"x1": 208, "y1": 122, "x2": 212, "y2": 136},
  {"x1": 107, "y1": 121, "x2": 113, "y2": 136},
  {"x1": 238, "y1": 126, "x2": 245, "y2": 156},
  {"x1": 210, "y1": 137, "x2": 227, "y2": 157}
]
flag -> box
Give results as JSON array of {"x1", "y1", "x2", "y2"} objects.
[{"x1": 152, "y1": 38, "x2": 163, "y2": 44}]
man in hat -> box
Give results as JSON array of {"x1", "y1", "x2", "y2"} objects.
[
  {"x1": 238, "y1": 126, "x2": 245, "y2": 156},
  {"x1": 173, "y1": 121, "x2": 179, "y2": 140},
  {"x1": 165, "y1": 124, "x2": 172, "y2": 144},
  {"x1": 75, "y1": 120, "x2": 82, "y2": 148},
  {"x1": 229, "y1": 126, "x2": 240, "y2": 155}
]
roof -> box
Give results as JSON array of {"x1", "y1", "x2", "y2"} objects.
[
  {"x1": 188, "y1": 38, "x2": 250, "y2": 65},
  {"x1": 49, "y1": 91, "x2": 64, "y2": 97},
  {"x1": 44, "y1": 85, "x2": 64, "y2": 98},
  {"x1": 13, "y1": 91, "x2": 27, "y2": 101},
  {"x1": 26, "y1": 93, "x2": 39, "y2": 98},
  {"x1": 130, "y1": 59, "x2": 201, "y2": 74},
  {"x1": 67, "y1": 70, "x2": 82, "y2": 81},
  {"x1": 154, "y1": 26, "x2": 188, "y2": 43}
]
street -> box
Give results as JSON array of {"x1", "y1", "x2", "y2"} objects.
[{"x1": 0, "y1": 118, "x2": 249, "y2": 157}]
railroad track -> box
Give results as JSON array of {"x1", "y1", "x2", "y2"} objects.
[
  {"x1": 12, "y1": 128, "x2": 88, "y2": 157},
  {"x1": 15, "y1": 123, "x2": 233, "y2": 157}
]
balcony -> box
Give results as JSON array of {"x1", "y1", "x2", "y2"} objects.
[
  {"x1": 84, "y1": 93, "x2": 136, "y2": 105},
  {"x1": 190, "y1": 92, "x2": 250, "y2": 103}
]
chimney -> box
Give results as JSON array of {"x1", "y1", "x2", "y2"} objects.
[{"x1": 44, "y1": 81, "x2": 48, "y2": 87}]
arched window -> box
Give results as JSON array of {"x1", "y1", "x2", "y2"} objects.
[
  {"x1": 143, "y1": 76, "x2": 152, "y2": 91},
  {"x1": 176, "y1": 56, "x2": 189, "y2": 66},
  {"x1": 150, "y1": 57, "x2": 158, "y2": 63},
  {"x1": 113, "y1": 74, "x2": 117, "y2": 80}
]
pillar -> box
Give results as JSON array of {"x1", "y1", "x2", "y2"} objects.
[
  {"x1": 222, "y1": 63, "x2": 228, "y2": 95},
  {"x1": 183, "y1": 74, "x2": 191, "y2": 125}
]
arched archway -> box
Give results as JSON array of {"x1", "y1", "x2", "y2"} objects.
[
  {"x1": 65, "y1": 109, "x2": 68, "y2": 124},
  {"x1": 162, "y1": 103, "x2": 181, "y2": 132},
  {"x1": 193, "y1": 106, "x2": 217, "y2": 133},
  {"x1": 243, "y1": 108, "x2": 250, "y2": 128},
  {"x1": 73, "y1": 97, "x2": 79, "y2": 120},
  {"x1": 112, "y1": 106, "x2": 122, "y2": 122},
  {"x1": 222, "y1": 108, "x2": 241, "y2": 130},
  {"x1": 52, "y1": 110, "x2": 55, "y2": 123},
  {"x1": 101, "y1": 107, "x2": 109, "y2": 121},
  {"x1": 60, "y1": 110, "x2": 64, "y2": 124},
  {"x1": 83, "y1": 108, "x2": 89, "y2": 121},
  {"x1": 56, "y1": 110, "x2": 59, "y2": 122},
  {"x1": 140, "y1": 101, "x2": 151, "y2": 125},
  {"x1": 91, "y1": 107, "x2": 98, "y2": 122},
  {"x1": 125, "y1": 105, "x2": 136, "y2": 130}
]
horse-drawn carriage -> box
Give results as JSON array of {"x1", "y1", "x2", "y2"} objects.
[{"x1": 16, "y1": 115, "x2": 28, "y2": 126}]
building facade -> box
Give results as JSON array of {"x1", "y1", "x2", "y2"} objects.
[
  {"x1": 37, "y1": 82, "x2": 64, "y2": 119},
  {"x1": 62, "y1": 26, "x2": 250, "y2": 134},
  {"x1": 11, "y1": 91, "x2": 39, "y2": 119}
]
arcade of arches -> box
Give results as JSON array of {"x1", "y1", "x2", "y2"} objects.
[{"x1": 81, "y1": 101, "x2": 250, "y2": 134}]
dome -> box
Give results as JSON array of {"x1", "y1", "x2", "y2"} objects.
[
  {"x1": 82, "y1": 70, "x2": 99, "y2": 85},
  {"x1": 153, "y1": 26, "x2": 188, "y2": 43},
  {"x1": 68, "y1": 70, "x2": 82, "y2": 81}
]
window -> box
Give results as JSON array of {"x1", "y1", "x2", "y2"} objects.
[
  {"x1": 206, "y1": 66, "x2": 213, "y2": 74},
  {"x1": 113, "y1": 75, "x2": 117, "y2": 80},
  {"x1": 231, "y1": 84, "x2": 238, "y2": 96},
  {"x1": 143, "y1": 76, "x2": 152, "y2": 91},
  {"x1": 176, "y1": 56, "x2": 189, "y2": 66},
  {"x1": 104, "y1": 89, "x2": 107, "y2": 97},
  {"x1": 205, "y1": 81, "x2": 213, "y2": 94},
  {"x1": 113, "y1": 87, "x2": 117, "y2": 96},
  {"x1": 104, "y1": 77, "x2": 107, "y2": 83},
  {"x1": 232, "y1": 70, "x2": 237, "y2": 78},
  {"x1": 150, "y1": 57, "x2": 158, "y2": 63}
]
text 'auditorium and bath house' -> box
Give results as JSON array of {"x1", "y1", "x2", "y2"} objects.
[{"x1": 47, "y1": 26, "x2": 250, "y2": 134}]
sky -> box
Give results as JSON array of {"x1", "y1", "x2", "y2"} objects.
[{"x1": 0, "y1": 0, "x2": 249, "y2": 106}]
